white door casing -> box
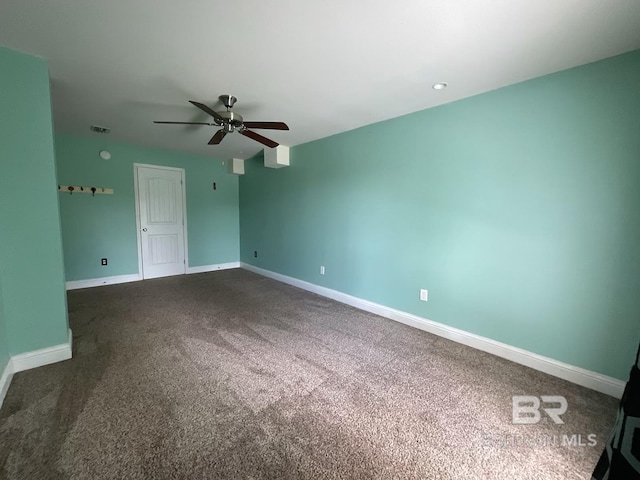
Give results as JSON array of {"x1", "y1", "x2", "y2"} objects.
[{"x1": 135, "y1": 164, "x2": 187, "y2": 279}]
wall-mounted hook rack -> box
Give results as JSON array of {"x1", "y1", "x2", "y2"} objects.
[{"x1": 58, "y1": 185, "x2": 114, "y2": 195}]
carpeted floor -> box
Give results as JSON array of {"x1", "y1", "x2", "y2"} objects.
[{"x1": 0, "y1": 269, "x2": 618, "y2": 479}]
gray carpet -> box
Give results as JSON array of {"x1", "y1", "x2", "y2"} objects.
[{"x1": 0, "y1": 269, "x2": 618, "y2": 479}]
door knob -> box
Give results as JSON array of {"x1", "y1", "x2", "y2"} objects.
[{"x1": 142, "y1": 228, "x2": 147, "y2": 232}]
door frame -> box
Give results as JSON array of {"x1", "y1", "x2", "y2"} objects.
[{"x1": 133, "y1": 163, "x2": 189, "y2": 279}]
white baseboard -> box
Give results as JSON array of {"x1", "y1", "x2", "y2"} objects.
[
  {"x1": 187, "y1": 262, "x2": 240, "y2": 274},
  {"x1": 241, "y1": 263, "x2": 626, "y2": 399},
  {"x1": 66, "y1": 263, "x2": 241, "y2": 290},
  {"x1": 0, "y1": 329, "x2": 73, "y2": 409},
  {"x1": 0, "y1": 359, "x2": 13, "y2": 410},
  {"x1": 11, "y1": 329, "x2": 73, "y2": 373},
  {"x1": 66, "y1": 274, "x2": 142, "y2": 290}
]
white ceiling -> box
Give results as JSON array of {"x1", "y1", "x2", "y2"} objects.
[{"x1": 1, "y1": 1, "x2": 639, "y2": 160}]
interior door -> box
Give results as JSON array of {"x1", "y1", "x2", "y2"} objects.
[{"x1": 136, "y1": 165, "x2": 186, "y2": 279}]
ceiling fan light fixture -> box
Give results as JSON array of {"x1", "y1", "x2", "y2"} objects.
[{"x1": 432, "y1": 82, "x2": 448, "y2": 90}]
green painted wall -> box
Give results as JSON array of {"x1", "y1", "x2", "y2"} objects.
[
  {"x1": 240, "y1": 50, "x2": 640, "y2": 380},
  {"x1": 0, "y1": 275, "x2": 8, "y2": 374},
  {"x1": 0, "y1": 46, "x2": 69, "y2": 354},
  {"x1": 55, "y1": 134, "x2": 239, "y2": 281}
]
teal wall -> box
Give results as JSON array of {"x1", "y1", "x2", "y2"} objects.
[
  {"x1": 240, "y1": 50, "x2": 640, "y2": 380},
  {"x1": 0, "y1": 46, "x2": 69, "y2": 354},
  {"x1": 55, "y1": 134, "x2": 239, "y2": 281},
  {"x1": 0, "y1": 275, "x2": 8, "y2": 374}
]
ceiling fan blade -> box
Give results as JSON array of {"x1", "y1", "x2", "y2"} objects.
[
  {"x1": 242, "y1": 121, "x2": 289, "y2": 131},
  {"x1": 189, "y1": 100, "x2": 225, "y2": 123},
  {"x1": 208, "y1": 130, "x2": 227, "y2": 145},
  {"x1": 154, "y1": 121, "x2": 212, "y2": 125},
  {"x1": 240, "y1": 129, "x2": 279, "y2": 148}
]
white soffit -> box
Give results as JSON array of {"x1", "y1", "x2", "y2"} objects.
[
  {"x1": 228, "y1": 158, "x2": 245, "y2": 175},
  {"x1": 264, "y1": 146, "x2": 289, "y2": 169}
]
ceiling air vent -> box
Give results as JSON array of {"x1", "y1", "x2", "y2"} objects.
[{"x1": 89, "y1": 125, "x2": 110, "y2": 134}]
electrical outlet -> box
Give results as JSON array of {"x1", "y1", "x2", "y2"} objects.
[
  {"x1": 254, "y1": 251, "x2": 258, "y2": 258},
  {"x1": 320, "y1": 265, "x2": 325, "y2": 275},
  {"x1": 101, "y1": 258, "x2": 108, "y2": 266},
  {"x1": 420, "y1": 289, "x2": 428, "y2": 301}
]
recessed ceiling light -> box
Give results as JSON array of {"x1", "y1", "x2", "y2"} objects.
[{"x1": 432, "y1": 82, "x2": 448, "y2": 90}]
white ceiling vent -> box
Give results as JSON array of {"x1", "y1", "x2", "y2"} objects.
[{"x1": 89, "y1": 125, "x2": 110, "y2": 134}]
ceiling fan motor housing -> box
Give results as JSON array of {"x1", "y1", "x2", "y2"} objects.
[{"x1": 218, "y1": 111, "x2": 244, "y2": 128}]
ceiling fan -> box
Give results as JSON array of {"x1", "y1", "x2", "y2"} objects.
[{"x1": 154, "y1": 95, "x2": 289, "y2": 148}]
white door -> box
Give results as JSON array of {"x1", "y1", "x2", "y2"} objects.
[{"x1": 136, "y1": 165, "x2": 186, "y2": 279}]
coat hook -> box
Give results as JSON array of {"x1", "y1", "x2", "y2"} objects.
[
  {"x1": 68, "y1": 186, "x2": 74, "y2": 195},
  {"x1": 91, "y1": 187, "x2": 96, "y2": 197}
]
